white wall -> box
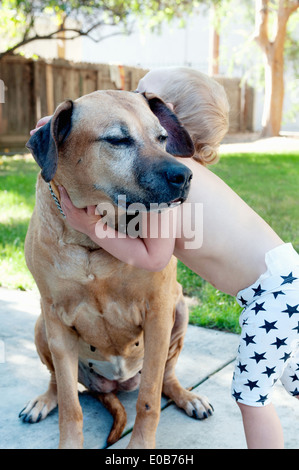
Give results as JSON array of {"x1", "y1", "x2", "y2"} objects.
[
  {"x1": 80, "y1": 7, "x2": 299, "y2": 133},
  {"x1": 5, "y1": 5, "x2": 298, "y2": 133},
  {"x1": 82, "y1": 11, "x2": 211, "y2": 71},
  {"x1": 22, "y1": 17, "x2": 83, "y2": 62}
]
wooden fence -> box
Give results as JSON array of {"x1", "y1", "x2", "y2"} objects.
[
  {"x1": 0, "y1": 55, "x2": 147, "y2": 150},
  {"x1": 0, "y1": 55, "x2": 254, "y2": 151}
]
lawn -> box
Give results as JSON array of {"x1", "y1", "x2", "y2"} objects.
[
  {"x1": 1, "y1": 149, "x2": 299, "y2": 333},
  {"x1": 181, "y1": 151, "x2": 299, "y2": 333},
  {"x1": 0, "y1": 155, "x2": 38, "y2": 291}
]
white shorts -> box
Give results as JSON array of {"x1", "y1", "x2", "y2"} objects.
[{"x1": 232, "y1": 243, "x2": 299, "y2": 407}]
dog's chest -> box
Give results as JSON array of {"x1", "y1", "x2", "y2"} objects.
[
  {"x1": 71, "y1": 293, "x2": 146, "y2": 382},
  {"x1": 78, "y1": 338, "x2": 144, "y2": 382},
  {"x1": 54, "y1": 239, "x2": 152, "y2": 290},
  {"x1": 84, "y1": 355, "x2": 127, "y2": 380},
  {"x1": 51, "y1": 242, "x2": 114, "y2": 285},
  {"x1": 79, "y1": 352, "x2": 139, "y2": 381}
]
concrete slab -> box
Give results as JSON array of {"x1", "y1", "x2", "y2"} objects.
[
  {"x1": 111, "y1": 363, "x2": 299, "y2": 449},
  {"x1": 0, "y1": 287, "x2": 298, "y2": 449},
  {"x1": 110, "y1": 363, "x2": 247, "y2": 450}
]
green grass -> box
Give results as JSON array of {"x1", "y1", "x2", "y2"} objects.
[
  {"x1": 211, "y1": 152, "x2": 299, "y2": 250},
  {"x1": 0, "y1": 155, "x2": 38, "y2": 290},
  {"x1": 179, "y1": 151, "x2": 299, "y2": 333},
  {"x1": 1, "y1": 150, "x2": 299, "y2": 333},
  {"x1": 177, "y1": 261, "x2": 242, "y2": 332}
]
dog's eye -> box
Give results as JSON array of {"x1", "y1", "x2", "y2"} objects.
[
  {"x1": 104, "y1": 136, "x2": 133, "y2": 146},
  {"x1": 158, "y1": 134, "x2": 168, "y2": 144}
]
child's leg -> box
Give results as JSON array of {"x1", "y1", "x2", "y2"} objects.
[{"x1": 237, "y1": 402, "x2": 284, "y2": 449}]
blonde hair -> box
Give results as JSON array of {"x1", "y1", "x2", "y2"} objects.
[{"x1": 156, "y1": 67, "x2": 229, "y2": 165}]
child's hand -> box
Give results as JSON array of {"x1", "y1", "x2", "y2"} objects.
[{"x1": 59, "y1": 186, "x2": 101, "y2": 237}]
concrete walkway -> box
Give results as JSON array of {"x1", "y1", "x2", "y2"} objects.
[
  {"x1": 0, "y1": 287, "x2": 298, "y2": 449},
  {"x1": 220, "y1": 132, "x2": 299, "y2": 154}
]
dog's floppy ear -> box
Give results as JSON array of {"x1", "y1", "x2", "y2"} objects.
[
  {"x1": 26, "y1": 100, "x2": 73, "y2": 182},
  {"x1": 144, "y1": 92, "x2": 194, "y2": 158}
]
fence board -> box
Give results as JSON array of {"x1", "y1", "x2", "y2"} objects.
[{"x1": 0, "y1": 55, "x2": 253, "y2": 151}]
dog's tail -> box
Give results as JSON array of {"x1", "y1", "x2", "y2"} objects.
[{"x1": 93, "y1": 392, "x2": 127, "y2": 446}]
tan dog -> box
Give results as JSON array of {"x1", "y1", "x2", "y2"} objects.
[{"x1": 20, "y1": 90, "x2": 213, "y2": 449}]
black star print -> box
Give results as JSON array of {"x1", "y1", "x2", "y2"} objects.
[
  {"x1": 243, "y1": 333, "x2": 256, "y2": 346},
  {"x1": 242, "y1": 317, "x2": 249, "y2": 326},
  {"x1": 251, "y1": 301, "x2": 266, "y2": 315},
  {"x1": 279, "y1": 351, "x2": 292, "y2": 362},
  {"x1": 239, "y1": 296, "x2": 248, "y2": 306},
  {"x1": 252, "y1": 284, "x2": 266, "y2": 297},
  {"x1": 272, "y1": 290, "x2": 286, "y2": 299},
  {"x1": 245, "y1": 379, "x2": 260, "y2": 391},
  {"x1": 270, "y1": 337, "x2": 288, "y2": 349},
  {"x1": 292, "y1": 322, "x2": 299, "y2": 334},
  {"x1": 281, "y1": 272, "x2": 298, "y2": 285},
  {"x1": 250, "y1": 351, "x2": 267, "y2": 363},
  {"x1": 282, "y1": 304, "x2": 299, "y2": 318},
  {"x1": 290, "y1": 388, "x2": 299, "y2": 397},
  {"x1": 290, "y1": 374, "x2": 299, "y2": 382},
  {"x1": 262, "y1": 366, "x2": 276, "y2": 378},
  {"x1": 256, "y1": 394, "x2": 268, "y2": 405},
  {"x1": 237, "y1": 361, "x2": 248, "y2": 374},
  {"x1": 259, "y1": 320, "x2": 278, "y2": 334},
  {"x1": 296, "y1": 363, "x2": 299, "y2": 371},
  {"x1": 232, "y1": 389, "x2": 243, "y2": 401}
]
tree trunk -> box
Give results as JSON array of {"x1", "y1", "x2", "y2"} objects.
[
  {"x1": 57, "y1": 13, "x2": 67, "y2": 59},
  {"x1": 261, "y1": 44, "x2": 285, "y2": 137},
  {"x1": 208, "y1": 4, "x2": 220, "y2": 76},
  {"x1": 254, "y1": 0, "x2": 298, "y2": 137}
]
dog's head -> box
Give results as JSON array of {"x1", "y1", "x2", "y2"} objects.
[{"x1": 26, "y1": 90, "x2": 194, "y2": 210}]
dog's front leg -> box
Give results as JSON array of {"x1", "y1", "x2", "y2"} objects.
[
  {"x1": 127, "y1": 305, "x2": 173, "y2": 449},
  {"x1": 45, "y1": 310, "x2": 83, "y2": 449}
]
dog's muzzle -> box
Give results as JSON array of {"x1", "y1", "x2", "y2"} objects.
[
  {"x1": 164, "y1": 163, "x2": 193, "y2": 205},
  {"x1": 135, "y1": 159, "x2": 193, "y2": 209}
]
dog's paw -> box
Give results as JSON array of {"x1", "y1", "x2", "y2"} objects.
[
  {"x1": 19, "y1": 393, "x2": 57, "y2": 423},
  {"x1": 181, "y1": 392, "x2": 214, "y2": 420}
]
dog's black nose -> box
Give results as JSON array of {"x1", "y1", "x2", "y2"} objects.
[{"x1": 165, "y1": 164, "x2": 192, "y2": 189}]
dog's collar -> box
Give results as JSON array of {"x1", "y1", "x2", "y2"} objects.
[{"x1": 48, "y1": 181, "x2": 66, "y2": 218}]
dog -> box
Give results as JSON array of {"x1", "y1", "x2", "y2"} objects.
[{"x1": 20, "y1": 90, "x2": 213, "y2": 449}]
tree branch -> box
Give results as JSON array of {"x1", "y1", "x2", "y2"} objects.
[
  {"x1": 277, "y1": 0, "x2": 298, "y2": 19},
  {"x1": 0, "y1": 20, "x2": 130, "y2": 60},
  {"x1": 23, "y1": 9, "x2": 35, "y2": 42},
  {"x1": 253, "y1": 0, "x2": 271, "y2": 52},
  {"x1": 275, "y1": 0, "x2": 299, "y2": 49},
  {"x1": 284, "y1": 0, "x2": 299, "y2": 15}
]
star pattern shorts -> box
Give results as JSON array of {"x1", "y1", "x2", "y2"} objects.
[{"x1": 232, "y1": 243, "x2": 299, "y2": 407}]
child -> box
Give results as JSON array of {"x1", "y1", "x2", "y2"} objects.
[
  {"x1": 37, "y1": 67, "x2": 299, "y2": 448},
  {"x1": 137, "y1": 67, "x2": 229, "y2": 166}
]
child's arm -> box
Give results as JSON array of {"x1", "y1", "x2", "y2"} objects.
[
  {"x1": 59, "y1": 186, "x2": 176, "y2": 272},
  {"x1": 94, "y1": 216, "x2": 175, "y2": 271}
]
